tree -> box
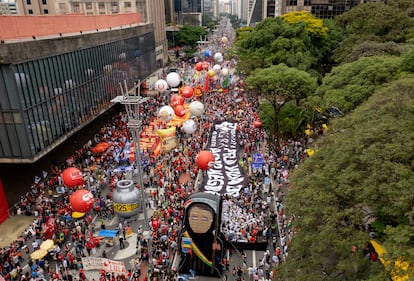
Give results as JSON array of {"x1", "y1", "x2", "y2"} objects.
[
  {"x1": 277, "y1": 75, "x2": 414, "y2": 280},
  {"x1": 234, "y1": 15, "x2": 343, "y2": 76},
  {"x1": 400, "y1": 46, "x2": 414, "y2": 73},
  {"x1": 246, "y1": 64, "x2": 317, "y2": 141},
  {"x1": 333, "y1": 1, "x2": 413, "y2": 63},
  {"x1": 175, "y1": 25, "x2": 207, "y2": 48},
  {"x1": 314, "y1": 56, "x2": 402, "y2": 113},
  {"x1": 341, "y1": 41, "x2": 404, "y2": 64}
]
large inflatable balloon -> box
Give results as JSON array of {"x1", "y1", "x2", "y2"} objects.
[
  {"x1": 112, "y1": 179, "x2": 140, "y2": 219},
  {"x1": 202, "y1": 61, "x2": 209, "y2": 70},
  {"x1": 155, "y1": 79, "x2": 168, "y2": 93},
  {"x1": 195, "y1": 62, "x2": 203, "y2": 72},
  {"x1": 182, "y1": 119, "x2": 197, "y2": 134},
  {"x1": 158, "y1": 105, "x2": 175, "y2": 122},
  {"x1": 171, "y1": 95, "x2": 185, "y2": 106},
  {"x1": 207, "y1": 69, "x2": 215, "y2": 78},
  {"x1": 204, "y1": 49, "x2": 212, "y2": 58},
  {"x1": 189, "y1": 101, "x2": 205, "y2": 117},
  {"x1": 69, "y1": 189, "x2": 94, "y2": 213},
  {"x1": 213, "y1": 64, "x2": 221, "y2": 73},
  {"x1": 166, "y1": 72, "x2": 181, "y2": 87},
  {"x1": 221, "y1": 36, "x2": 228, "y2": 43},
  {"x1": 221, "y1": 68, "x2": 229, "y2": 77},
  {"x1": 181, "y1": 86, "x2": 194, "y2": 99},
  {"x1": 196, "y1": 151, "x2": 215, "y2": 170},
  {"x1": 62, "y1": 167, "x2": 84, "y2": 188},
  {"x1": 214, "y1": 52, "x2": 223, "y2": 62},
  {"x1": 174, "y1": 104, "x2": 187, "y2": 117}
]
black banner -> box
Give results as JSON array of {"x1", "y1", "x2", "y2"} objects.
[{"x1": 200, "y1": 120, "x2": 248, "y2": 197}]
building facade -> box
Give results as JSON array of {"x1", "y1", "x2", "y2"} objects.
[
  {"x1": 0, "y1": 20, "x2": 157, "y2": 163},
  {"x1": 0, "y1": 0, "x2": 18, "y2": 14},
  {"x1": 14, "y1": 0, "x2": 168, "y2": 69},
  {"x1": 247, "y1": 0, "x2": 364, "y2": 26}
]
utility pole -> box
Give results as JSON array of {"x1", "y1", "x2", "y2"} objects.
[{"x1": 112, "y1": 80, "x2": 152, "y2": 276}]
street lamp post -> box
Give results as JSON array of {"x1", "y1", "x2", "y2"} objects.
[{"x1": 112, "y1": 80, "x2": 152, "y2": 275}]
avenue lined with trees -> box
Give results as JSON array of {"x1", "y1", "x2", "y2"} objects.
[{"x1": 229, "y1": 0, "x2": 414, "y2": 280}]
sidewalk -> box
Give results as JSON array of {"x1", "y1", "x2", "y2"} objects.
[{"x1": 0, "y1": 215, "x2": 34, "y2": 248}]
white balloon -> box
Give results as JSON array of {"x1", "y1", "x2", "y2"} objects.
[
  {"x1": 157, "y1": 105, "x2": 175, "y2": 122},
  {"x1": 221, "y1": 36, "x2": 228, "y2": 43},
  {"x1": 221, "y1": 68, "x2": 229, "y2": 77},
  {"x1": 214, "y1": 52, "x2": 223, "y2": 62},
  {"x1": 155, "y1": 79, "x2": 168, "y2": 93},
  {"x1": 182, "y1": 119, "x2": 197, "y2": 134},
  {"x1": 189, "y1": 101, "x2": 205, "y2": 117},
  {"x1": 166, "y1": 72, "x2": 181, "y2": 87},
  {"x1": 213, "y1": 64, "x2": 221, "y2": 73}
]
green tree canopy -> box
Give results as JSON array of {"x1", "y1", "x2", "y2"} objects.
[
  {"x1": 314, "y1": 56, "x2": 402, "y2": 113},
  {"x1": 246, "y1": 64, "x2": 317, "y2": 140},
  {"x1": 333, "y1": 0, "x2": 414, "y2": 63},
  {"x1": 277, "y1": 75, "x2": 414, "y2": 281},
  {"x1": 175, "y1": 25, "x2": 207, "y2": 48},
  {"x1": 234, "y1": 16, "x2": 343, "y2": 76}
]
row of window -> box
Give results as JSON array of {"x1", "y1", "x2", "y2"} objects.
[
  {"x1": 286, "y1": 0, "x2": 312, "y2": 6},
  {"x1": 0, "y1": 33, "x2": 156, "y2": 158},
  {"x1": 26, "y1": 0, "x2": 47, "y2": 5},
  {"x1": 27, "y1": 8, "x2": 47, "y2": 14}
]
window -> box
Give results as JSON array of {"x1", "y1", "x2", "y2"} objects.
[
  {"x1": 304, "y1": 0, "x2": 311, "y2": 5},
  {"x1": 86, "y1": 2, "x2": 92, "y2": 9},
  {"x1": 98, "y1": 3, "x2": 105, "y2": 8},
  {"x1": 286, "y1": 0, "x2": 297, "y2": 5},
  {"x1": 28, "y1": 8, "x2": 33, "y2": 13},
  {"x1": 26, "y1": 0, "x2": 31, "y2": 5},
  {"x1": 124, "y1": 1, "x2": 131, "y2": 7},
  {"x1": 41, "y1": 0, "x2": 47, "y2": 4},
  {"x1": 43, "y1": 8, "x2": 48, "y2": 13}
]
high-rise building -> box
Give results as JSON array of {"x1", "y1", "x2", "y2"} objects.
[
  {"x1": 0, "y1": 0, "x2": 18, "y2": 14},
  {"x1": 247, "y1": 0, "x2": 365, "y2": 26},
  {"x1": 0, "y1": 15, "x2": 157, "y2": 164},
  {"x1": 13, "y1": 0, "x2": 167, "y2": 68}
]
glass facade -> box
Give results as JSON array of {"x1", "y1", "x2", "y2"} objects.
[{"x1": 0, "y1": 32, "x2": 156, "y2": 161}]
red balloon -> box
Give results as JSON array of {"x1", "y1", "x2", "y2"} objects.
[
  {"x1": 253, "y1": 120, "x2": 263, "y2": 128},
  {"x1": 196, "y1": 150, "x2": 215, "y2": 170},
  {"x1": 174, "y1": 105, "x2": 186, "y2": 117},
  {"x1": 181, "y1": 86, "x2": 194, "y2": 99},
  {"x1": 202, "y1": 61, "x2": 209, "y2": 70},
  {"x1": 171, "y1": 95, "x2": 185, "y2": 106},
  {"x1": 69, "y1": 189, "x2": 94, "y2": 213},
  {"x1": 195, "y1": 62, "x2": 203, "y2": 72},
  {"x1": 62, "y1": 167, "x2": 84, "y2": 188}
]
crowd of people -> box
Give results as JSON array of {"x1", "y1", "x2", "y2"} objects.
[{"x1": 0, "y1": 33, "x2": 318, "y2": 281}]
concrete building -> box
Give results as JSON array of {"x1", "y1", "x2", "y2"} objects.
[
  {"x1": 13, "y1": 0, "x2": 167, "y2": 70},
  {"x1": 0, "y1": 0, "x2": 18, "y2": 14},
  {"x1": 146, "y1": 0, "x2": 168, "y2": 67},
  {"x1": 247, "y1": 0, "x2": 364, "y2": 26},
  {"x1": 0, "y1": 14, "x2": 157, "y2": 163}
]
